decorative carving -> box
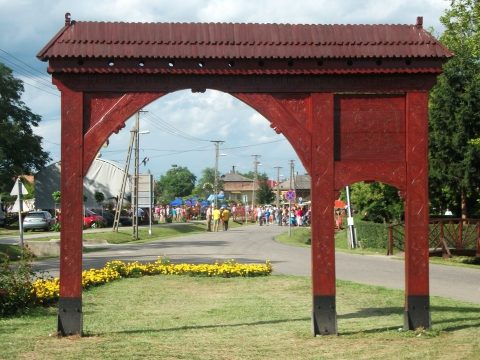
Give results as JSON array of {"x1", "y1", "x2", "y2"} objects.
[
  {"x1": 82, "y1": 92, "x2": 164, "y2": 173},
  {"x1": 334, "y1": 161, "x2": 406, "y2": 192},
  {"x1": 334, "y1": 95, "x2": 405, "y2": 162},
  {"x1": 232, "y1": 93, "x2": 312, "y2": 169}
]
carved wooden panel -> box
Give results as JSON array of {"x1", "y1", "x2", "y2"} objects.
[
  {"x1": 334, "y1": 95, "x2": 405, "y2": 162},
  {"x1": 82, "y1": 92, "x2": 163, "y2": 174},
  {"x1": 232, "y1": 93, "x2": 312, "y2": 171},
  {"x1": 334, "y1": 160, "x2": 406, "y2": 192}
]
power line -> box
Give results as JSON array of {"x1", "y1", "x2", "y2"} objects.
[
  {"x1": 0, "y1": 49, "x2": 59, "y2": 97},
  {"x1": 143, "y1": 112, "x2": 210, "y2": 143}
]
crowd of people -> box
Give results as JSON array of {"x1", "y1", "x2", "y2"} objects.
[
  {"x1": 251, "y1": 204, "x2": 311, "y2": 226},
  {"x1": 152, "y1": 202, "x2": 312, "y2": 230}
]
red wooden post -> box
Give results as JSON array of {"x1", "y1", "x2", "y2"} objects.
[
  {"x1": 404, "y1": 92, "x2": 430, "y2": 330},
  {"x1": 310, "y1": 93, "x2": 337, "y2": 335},
  {"x1": 57, "y1": 85, "x2": 84, "y2": 335}
]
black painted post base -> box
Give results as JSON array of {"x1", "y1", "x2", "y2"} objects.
[
  {"x1": 58, "y1": 297, "x2": 83, "y2": 336},
  {"x1": 312, "y1": 295, "x2": 337, "y2": 336},
  {"x1": 404, "y1": 295, "x2": 431, "y2": 330}
]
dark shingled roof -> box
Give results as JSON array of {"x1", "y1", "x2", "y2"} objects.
[{"x1": 38, "y1": 18, "x2": 452, "y2": 61}]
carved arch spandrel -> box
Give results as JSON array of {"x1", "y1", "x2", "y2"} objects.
[
  {"x1": 83, "y1": 92, "x2": 165, "y2": 175},
  {"x1": 334, "y1": 161, "x2": 406, "y2": 193},
  {"x1": 232, "y1": 93, "x2": 312, "y2": 168}
]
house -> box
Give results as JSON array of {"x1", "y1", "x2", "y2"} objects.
[
  {"x1": 278, "y1": 174, "x2": 311, "y2": 202},
  {"x1": 221, "y1": 171, "x2": 256, "y2": 204}
]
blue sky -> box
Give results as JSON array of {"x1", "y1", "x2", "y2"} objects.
[{"x1": 0, "y1": 0, "x2": 449, "y2": 182}]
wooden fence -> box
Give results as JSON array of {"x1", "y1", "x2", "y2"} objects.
[{"x1": 387, "y1": 218, "x2": 480, "y2": 257}]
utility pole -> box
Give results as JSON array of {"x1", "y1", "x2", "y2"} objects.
[
  {"x1": 288, "y1": 160, "x2": 295, "y2": 236},
  {"x1": 211, "y1": 140, "x2": 224, "y2": 208},
  {"x1": 132, "y1": 110, "x2": 148, "y2": 240},
  {"x1": 289, "y1": 160, "x2": 295, "y2": 193},
  {"x1": 251, "y1": 155, "x2": 261, "y2": 212},
  {"x1": 274, "y1": 166, "x2": 282, "y2": 210},
  {"x1": 112, "y1": 130, "x2": 135, "y2": 232}
]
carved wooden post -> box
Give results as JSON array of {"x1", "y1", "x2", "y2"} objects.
[
  {"x1": 311, "y1": 93, "x2": 337, "y2": 335},
  {"x1": 404, "y1": 91, "x2": 430, "y2": 330},
  {"x1": 57, "y1": 85, "x2": 84, "y2": 335}
]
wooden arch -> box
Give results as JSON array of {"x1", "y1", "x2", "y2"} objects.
[{"x1": 38, "y1": 15, "x2": 451, "y2": 336}]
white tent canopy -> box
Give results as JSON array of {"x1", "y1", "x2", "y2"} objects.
[{"x1": 35, "y1": 158, "x2": 132, "y2": 209}]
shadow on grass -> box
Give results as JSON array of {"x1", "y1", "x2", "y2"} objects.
[
  {"x1": 339, "y1": 305, "x2": 480, "y2": 333},
  {"x1": 89, "y1": 317, "x2": 310, "y2": 336}
]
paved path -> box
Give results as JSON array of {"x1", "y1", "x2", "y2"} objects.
[{"x1": 4, "y1": 224, "x2": 480, "y2": 304}]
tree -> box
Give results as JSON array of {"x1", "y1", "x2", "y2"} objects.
[
  {"x1": 256, "y1": 180, "x2": 275, "y2": 205},
  {"x1": 429, "y1": 0, "x2": 480, "y2": 217},
  {"x1": 192, "y1": 167, "x2": 223, "y2": 198},
  {"x1": 0, "y1": 63, "x2": 50, "y2": 194},
  {"x1": 155, "y1": 166, "x2": 196, "y2": 203},
  {"x1": 239, "y1": 171, "x2": 268, "y2": 181},
  {"x1": 348, "y1": 182, "x2": 403, "y2": 223}
]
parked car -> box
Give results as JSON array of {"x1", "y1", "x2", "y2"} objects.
[
  {"x1": 83, "y1": 209, "x2": 105, "y2": 228},
  {"x1": 57, "y1": 209, "x2": 106, "y2": 228},
  {"x1": 89, "y1": 209, "x2": 114, "y2": 226},
  {"x1": 23, "y1": 211, "x2": 55, "y2": 232}
]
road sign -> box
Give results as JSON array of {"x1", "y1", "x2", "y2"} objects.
[
  {"x1": 284, "y1": 190, "x2": 296, "y2": 201},
  {"x1": 10, "y1": 178, "x2": 28, "y2": 196}
]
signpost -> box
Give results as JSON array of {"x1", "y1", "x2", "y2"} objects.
[
  {"x1": 284, "y1": 190, "x2": 296, "y2": 236},
  {"x1": 138, "y1": 174, "x2": 153, "y2": 235},
  {"x1": 10, "y1": 177, "x2": 28, "y2": 247}
]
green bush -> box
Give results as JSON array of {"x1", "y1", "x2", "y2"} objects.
[
  {"x1": 0, "y1": 248, "x2": 35, "y2": 316},
  {"x1": 51, "y1": 222, "x2": 61, "y2": 232},
  {"x1": 355, "y1": 220, "x2": 389, "y2": 249}
]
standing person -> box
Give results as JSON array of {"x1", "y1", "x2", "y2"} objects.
[
  {"x1": 222, "y1": 207, "x2": 231, "y2": 230},
  {"x1": 244, "y1": 204, "x2": 250, "y2": 222},
  {"x1": 206, "y1": 205, "x2": 213, "y2": 231},
  {"x1": 231, "y1": 204, "x2": 237, "y2": 221},
  {"x1": 212, "y1": 205, "x2": 221, "y2": 232}
]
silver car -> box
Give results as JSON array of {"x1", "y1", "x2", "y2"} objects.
[{"x1": 23, "y1": 211, "x2": 55, "y2": 232}]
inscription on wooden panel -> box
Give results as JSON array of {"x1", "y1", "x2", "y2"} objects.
[{"x1": 334, "y1": 95, "x2": 405, "y2": 161}]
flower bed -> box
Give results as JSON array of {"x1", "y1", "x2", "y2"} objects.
[{"x1": 31, "y1": 258, "x2": 272, "y2": 305}]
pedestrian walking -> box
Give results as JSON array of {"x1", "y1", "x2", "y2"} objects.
[
  {"x1": 222, "y1": 207, "x2": 230, "y2": 230},
  {"x1": 206, "y1": 205, "x2": 212, "y2": 231},
  {"x1": 212, "y1": 206, "x2": 221, "y2": 232}
]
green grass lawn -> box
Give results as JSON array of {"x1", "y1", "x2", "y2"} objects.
[
  {"x1": 0, "y1": 275, "x2": 478, "y2": 359},
  {"x1": 276, "y1": 227, "x2": 387, "y2": 254},
  {"x1": 276, "y1": 227, "x2": 480, "y2": 268},
  {"x1": 13, "y1": 221, "x2": 246, "y2": 245}
]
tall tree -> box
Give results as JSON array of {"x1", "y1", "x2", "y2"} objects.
[
  {"x1": 154, "y1": 166, "x2": 196, "y2": 203},
  {"x1": 0, "y1": 63, "x2": 50, "y2": 194},
  {"x1": 348, "y1": 182, "x2": 403, "y2": 223},
  {"x1": 429, "y1": 0, "x2": 480, "y2": 217},
  {"x1": 256, "y1": 180, "x2": 275, "y2": 205}
]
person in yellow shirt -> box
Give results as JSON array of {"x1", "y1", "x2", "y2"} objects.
[
  {"x1": 212, "y1": 206, "x2": 221, "y2": 232},
  {"x1": 221, "y1": 207, "x2": 230, "y2": 231}
]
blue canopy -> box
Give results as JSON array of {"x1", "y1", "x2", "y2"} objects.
[{"x1": 169, "y1": 198, "x2": 183, "y2": 206}]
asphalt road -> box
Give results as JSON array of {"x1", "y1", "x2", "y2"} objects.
[{"x1": 3, "y1": 224, "x2": 479, "y2": 304}]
